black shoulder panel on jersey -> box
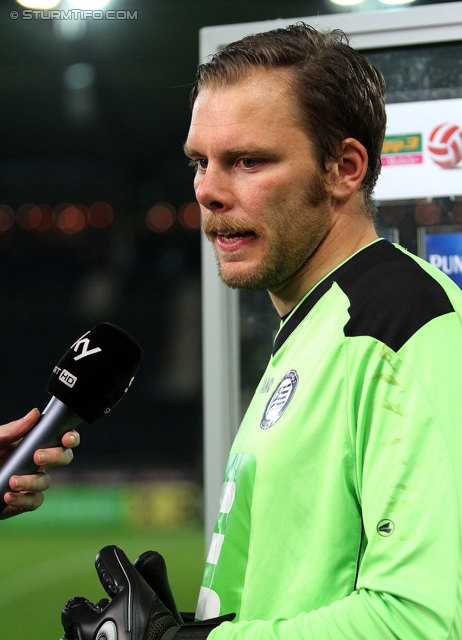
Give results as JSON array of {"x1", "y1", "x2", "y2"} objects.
[{"x1": 273, "y1": 240, "x2": 454, "y2": 356}]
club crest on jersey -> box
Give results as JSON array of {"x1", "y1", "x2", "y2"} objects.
[{"x1": 261, "y1": 370, "x2": 298, "y2": 429}]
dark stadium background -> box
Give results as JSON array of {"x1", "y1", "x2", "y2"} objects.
[{"x1": 0, "y1": 0, "x2": 370, "y2": 482}]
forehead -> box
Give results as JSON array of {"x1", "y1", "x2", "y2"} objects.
[{"x1": 185, "y1": 69, "x2": 308, "y2": 152}]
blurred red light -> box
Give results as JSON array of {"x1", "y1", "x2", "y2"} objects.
[
  {"x1": 27, "y1": 206, "x2": 42, "y2": 230},
  {"x1": 57, "y1": 205, "x2": 87, "y2": 234},
  {"x1": 414, "y1": 201, "x2": 441, "y2": 226},
  {"x1": 73, "y1": 203, "x2": 89, "y2": 222},
  {"x1": 37, "y1": 204, "x2": 56, "y2": 231},
  {"x1": 27, "y1": 204, "x2": 55, "y2": 232},
  {"x1": 0, "y1": 205, "x2": 15, "y2": 232},
  {"x1": 178, "y1": 202, "x2": 201, "y2": 230},
  {"x1": 16, "y1": 203, "x2": 36, "y2": 230},
  {"x1": 89, "y1": 201, "x2": 114, "y2": 228},
  {"x1": 146, "y1": 203, "x2": 175, "y2": 232}
]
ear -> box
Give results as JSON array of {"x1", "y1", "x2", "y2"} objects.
[{"x1": 329, "y1": 138, "x2": 368, "y2": 201}]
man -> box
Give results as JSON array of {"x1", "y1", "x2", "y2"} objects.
[
  {"x1": 0, "y1": 408, "x2": 79, "y2": 518},
  {"x1": 61, "y1": 24, "x2": 462, "y2": 639}
]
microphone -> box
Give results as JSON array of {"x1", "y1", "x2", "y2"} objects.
[{"x1": 0, "y1": 322, "x2": 143, "y2": 513}]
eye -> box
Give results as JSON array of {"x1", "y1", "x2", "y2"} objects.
[
  {"x1": 188, "y1": 158, "x2": 208, "y2": 171},
  {"x1": 240, "y1": 158, "x2": 258, "y2": 169}
]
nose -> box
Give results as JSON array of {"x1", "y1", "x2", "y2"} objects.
[{"x1": 194, "y1": 164, "x2": 231, "y2": 212}]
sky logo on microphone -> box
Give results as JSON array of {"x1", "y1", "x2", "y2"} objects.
[
  {"x1": 71, "y1": 330, "x2": 103, "y2": 361},
  {"x1": 59, "y1": 369, "x2": 77, "y2": 388}
]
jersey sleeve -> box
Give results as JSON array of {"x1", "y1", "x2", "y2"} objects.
[{"x1": 207, "y1": 311, "x2": 462, "y2": 640}]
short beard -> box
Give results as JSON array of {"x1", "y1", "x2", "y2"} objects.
[{"x1": 203, "y1": 169, "x2": 332, "y2": 291}]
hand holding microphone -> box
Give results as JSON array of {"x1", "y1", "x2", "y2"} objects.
[
  {"x1": 0, "y1": 408, "x2": 78, "y2": 518},
  {"x1": 0, "y1": 322, "x2": 142, "y2": 517}
]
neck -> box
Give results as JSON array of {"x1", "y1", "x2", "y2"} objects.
[{"x1": 268, "y1": 206, "x2": 378, "y2": 317}]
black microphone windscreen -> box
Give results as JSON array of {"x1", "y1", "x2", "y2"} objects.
[{"x1": 46, "y1": 323, "x2": 142, "y2": 423}]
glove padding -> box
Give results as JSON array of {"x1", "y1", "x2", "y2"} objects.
[
  {"x1": 134, "y1": 550, "x2": 183, "y2": 625},
  {"x1": 132, "y1": 550, "x2": 236, "y2": 639},
  {"x1": 61, "y1": 545, "x2": 179, "y2": 640}
]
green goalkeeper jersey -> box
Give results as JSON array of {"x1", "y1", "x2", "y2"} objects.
[{"x1": 198, "y1": 239, "x2": 462, "y2": 640}]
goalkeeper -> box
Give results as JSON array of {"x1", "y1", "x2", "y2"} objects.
[{"x1": 61, "y1": 22, "x2": 462, "y2": 640}]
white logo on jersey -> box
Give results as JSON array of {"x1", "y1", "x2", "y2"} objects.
[{"x1": 260, "y1": 370, "x2": 298, "y2": 429}]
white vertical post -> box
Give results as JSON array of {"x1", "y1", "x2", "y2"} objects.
[{"x1": 201, "y1": 236, "x2": 241, "y2": 549}]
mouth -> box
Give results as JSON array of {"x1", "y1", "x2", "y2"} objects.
[
  {"x1": 217, "y1": 230, "x2": 255, "y2": 243},
  {"x1": 212, "y1": 228, "x2": 257, "y2": 254},
  {"x1": 202, "y1": 214, "x2": 259, "y2": 252}
]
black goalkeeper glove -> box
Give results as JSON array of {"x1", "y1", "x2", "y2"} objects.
[
  {"x1": 134, "y1": 550, "x2": 183, "y2": 624},
  {"x1": 61, "y1": 545, "x2": 235, "y2": 640}
]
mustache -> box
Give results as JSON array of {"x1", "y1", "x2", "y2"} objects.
[{"x1": 202, "y1": 214, "x2": 258, "y2": 236}]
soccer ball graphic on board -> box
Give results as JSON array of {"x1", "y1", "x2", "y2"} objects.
[{"x1": 427, "y1": 123, "x2": 462, "y2": 169}]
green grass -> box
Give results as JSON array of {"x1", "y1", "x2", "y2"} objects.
[{"x1": 0, "y1": 525, "x2": 205, "y2": 640}]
